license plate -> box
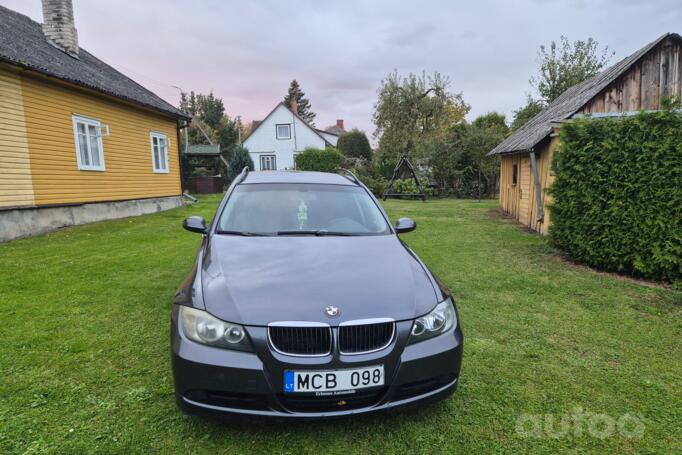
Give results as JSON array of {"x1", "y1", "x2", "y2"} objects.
[{"x1": 283, "y1": 365, "x2": 384, "y2": 393}]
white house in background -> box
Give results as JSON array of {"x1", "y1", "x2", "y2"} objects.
[{"x1": 242, "y1": 102, "x2": 345, "y2": 170}]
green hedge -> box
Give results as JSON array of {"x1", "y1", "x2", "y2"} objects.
[
  {"x1": 549, "y1": 109, "x2": 682, "y2": 282},
  {"x1": 294, "y1": 147, "x2": 344, "y2": 172}
]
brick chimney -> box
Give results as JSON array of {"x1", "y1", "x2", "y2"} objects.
[
  {"x1": 336, "y1": 119, "x2": 344, "y2": 130},
  {"x1": 290, "y1": 99, "x2": 298, "y2": 115},
  {"x1": 42, "y1": 0, "x2": 79, "y2": 57}
]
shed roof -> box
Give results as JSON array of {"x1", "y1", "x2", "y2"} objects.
[
  {"x1": 185, "y1": 144, "x2": 221, "y2": 156},
  {"x1": 488, "y1": 33, "x2": 681, "y2": 156},
  {"x1": 0, "y1": 5, "x2": 189, "y2": 120}
]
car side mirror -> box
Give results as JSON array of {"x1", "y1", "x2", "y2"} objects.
[
  {"x1": 395, "y1": 217, "x2": 416, "y2": 234},
  {"x1": 183, "y1": 216, "x2": 207, "y2": 234}
]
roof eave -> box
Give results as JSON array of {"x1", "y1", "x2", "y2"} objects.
[{"x1": 0, "y1": 57, "x2": 190, "y2": 121}]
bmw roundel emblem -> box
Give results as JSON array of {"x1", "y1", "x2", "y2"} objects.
[{"x1": 324, "y1": 305, "x2": 340, "y2": 318}]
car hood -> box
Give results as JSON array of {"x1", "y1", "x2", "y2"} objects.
[{"x1": 201, "y1": 235, "x2": 438, "y2": 326}]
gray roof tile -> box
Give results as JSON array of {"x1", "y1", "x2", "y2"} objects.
[{"x1": 0, "y1": 5, "x2": 188, "y2": 119}]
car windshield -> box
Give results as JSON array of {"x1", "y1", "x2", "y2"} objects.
[{"x1": 217, "y1": 183, "x2": 391, "y2": 236}]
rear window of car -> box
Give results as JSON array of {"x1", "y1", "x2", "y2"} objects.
[{"x1": 217, "y1": 183, "x2": 391, "y2": 235}]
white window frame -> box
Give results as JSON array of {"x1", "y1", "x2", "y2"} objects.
[
  {"x1": 276, "y1": 124, "x2": 291, "y2": 140},
  {"x1": 72, "y1": 115, "x2": 105, "y2": 171},
  {"x1": 150, "y1": 132, "x2": 170, "y2": 174},
  {"x1": 260, "y1": 154, "x2": 277, "y2": 171}
]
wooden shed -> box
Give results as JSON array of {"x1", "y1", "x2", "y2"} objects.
[{"x1": 489, "y1": 33, "x2": 682, "y2": 234}]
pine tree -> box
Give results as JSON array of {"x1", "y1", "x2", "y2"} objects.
[{"x1": 283, "y1": 80, "x2": 316, "y2": 126}]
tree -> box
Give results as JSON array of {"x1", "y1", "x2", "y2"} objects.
[
  {"x1": 431, "y1": 113, "x2": 509, "y2": 198},
  {"x1": 178, "y1": 90, "x2": 240, "y2": 185},
  {"x1": 179, "y1": 91, "x2": 239, "y2": 155},
  {"x1": 472, "y1": 111, "x2": 508, "y2": 132},
  {"x1": 227, "y1": 145, "x2": 254, "y2": 181},
  {"x1": 283, "y1": 80, "x2": 316, "y2": 125},
  {"x1": 373, "y1": 70, "x2": 469, "y2": 175},
  {"x1": 511, "y1": 96, "x2": 546, "y2": 131},
  {"x1": 531, "y1": 36, "x2": 613, "y2": 103},
  {"x1": 336, "y1": 129, "x2": 372, "y2": 161}
]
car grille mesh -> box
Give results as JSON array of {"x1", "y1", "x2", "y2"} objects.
[
  {"x1": 268, "y1": 326, "x2": 332, "y2": 356},
  {"x1": 339, "y1": 321, "x2": 394, "y2": 354}
]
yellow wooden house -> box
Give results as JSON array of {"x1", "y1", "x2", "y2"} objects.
[
  {"x1": 0, "y1": 1, "x2": 190, "y2": 241},
  {"x1": 489, "y1": 33, "x2": 682, "y2": 234}
]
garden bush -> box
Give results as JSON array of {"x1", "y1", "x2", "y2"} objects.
[
  {"x1": 294, "y1": 147, "x2": 344, "y2": 172},
  {"x1": 391, "y1": 178, "x2": 420, "y2": 194},
  {"x1": 549, "y1": 108, "x2": 682, "y2": 282}
]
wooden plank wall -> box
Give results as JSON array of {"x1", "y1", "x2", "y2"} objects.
[
  {"x1": 526, "y1": 137, "x2": 558, "y2": 234},
  {"x1": 0, "y1": 67, "x2": 35, "y2": 208},
  {"x1": 497, "y1": 136, "x2": 558, "y2": 235},
  {"x1": 20, "y1": 73, "x2": 182, "y2": 206},
  {"x1": 518, "y1": 156, "x2": 531, "y2": 226},
  {"x1": 578, "y1": 36, "x2": 682, "y2": 114},
  {"x1": 499, "y1": 154, "x2": 521, "y2": 219}
]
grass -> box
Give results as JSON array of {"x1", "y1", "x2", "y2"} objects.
[{"x1": 0, "y1": 196, "x2": 680, "y2": 454}]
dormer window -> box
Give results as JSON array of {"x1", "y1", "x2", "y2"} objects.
[{"x1": 276, "y1": 124, "x2": 291, "y2": 140}]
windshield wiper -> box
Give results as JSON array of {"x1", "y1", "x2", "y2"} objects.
[
  {"x1": 216, "y1": 230, "x2": 272, "y2": 236},
  {"x1": 276, "y1": 230, "x2": 353, "y2": 236}
]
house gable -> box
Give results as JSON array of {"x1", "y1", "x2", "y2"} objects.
[
  {"x1": 576, "y1": 34, "x2": 681, "y2": 115},
  {"x1": 242, "y1": 103, "x2": 329, "y2": 170}
]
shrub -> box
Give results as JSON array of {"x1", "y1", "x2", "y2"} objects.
[
  {"x1": 227, "y1": 145, "x2": 254, "y2": 181},
  {"x1": 391, "y1": 178, "x2": 419, "y2": 194},
  {"x1": 294, "y1": 147, "x2": 344, "y2": 172},
  {"x1": 548, "y1": 109, "x2": 682, "y2": 282},
  {"x1": 361, "y1": 175, "x2": 388, "y2": 197},
  {"x1": 337, "y1": 129, "x2": 373, "y2": 161}
]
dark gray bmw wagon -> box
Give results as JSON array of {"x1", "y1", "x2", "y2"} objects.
[{"x1": 171, "y1": 169, "x2": 463, "y2": 419}]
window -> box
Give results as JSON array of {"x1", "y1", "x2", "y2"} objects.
[
  {"x1": 217, "y1": 184, "x2": 390, "y2": 235},
  {"x1": 150, "y1": 132, "x2": 169, "y2": 173},
  {"x1": 276, "y1": 124, "x2": 291, "y2": 140},
  {"x1": 260, "y1": 154, "x2": 277, "y2": 171},
  {"x1": 512, "y1": 164, "x2": 518, "y2": 185},
  {"x1": 72, "y1": 115, "x2": 105, "y2": 171}
]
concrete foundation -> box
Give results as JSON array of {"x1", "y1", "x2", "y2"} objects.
[{"x1": 0, "y1": 196, "x2": 184, "y2": 242}]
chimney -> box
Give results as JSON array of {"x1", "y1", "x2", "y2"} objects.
[
  {"x1": 290, "y1": 99, "x2": 298, "y2": 115},
  {"x1": 336, "y1": 119, "x2": 344, "y2": 130},
  {"x1": 42, "y1": 0, "x2": 79, "y2": 57}
]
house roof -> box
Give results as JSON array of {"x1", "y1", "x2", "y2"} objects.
[
  {"x1": 488, "y1": 33, "x2": 680, "y2": 156},
  {"x1": 322, "y1": 125, "x2": 345, "y2": 136},
  {"x1": 316, "y1": 128, "x2": 339, "y2": 137},
  {"x1": 0, "y1": 5, "x2": 189, "y2": 120},
  {"x1": 185, "y1": 144, "x2": 221, "y2": 156},
  {"x1": 242, "y1": 102, "x2": 333, "y2": 146}
]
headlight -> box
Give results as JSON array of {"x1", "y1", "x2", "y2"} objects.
[
  {"x1": 179, "y1": 306, "x2": 251, "y2": 351},
  {"x1": 408, "y1": 297, "x2": 457, "y2": 344}
]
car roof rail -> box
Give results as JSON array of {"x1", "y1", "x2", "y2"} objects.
[
  {"x1": 336, "y1": 168, "x2": 360, "y2": 186},
  {"x1": 236, "y1": 166, "x2": 250, "y2": 185}
]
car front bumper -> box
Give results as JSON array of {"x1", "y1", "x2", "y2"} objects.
[{"x1": 171, "y1": 306, "x2": 463, "y2": 419}]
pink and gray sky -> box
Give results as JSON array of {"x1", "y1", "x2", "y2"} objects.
[{"x1": 2, "y1": 0, "x2": 680, "y2": 137}]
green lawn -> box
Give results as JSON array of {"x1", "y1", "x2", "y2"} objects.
[{"x1": 0, "y1": 196, "x2": 680, "y2": 454}]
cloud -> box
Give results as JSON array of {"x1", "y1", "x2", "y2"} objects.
[{"x1": 2, "y1": 0, "x2": 679, "y2": 138}]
